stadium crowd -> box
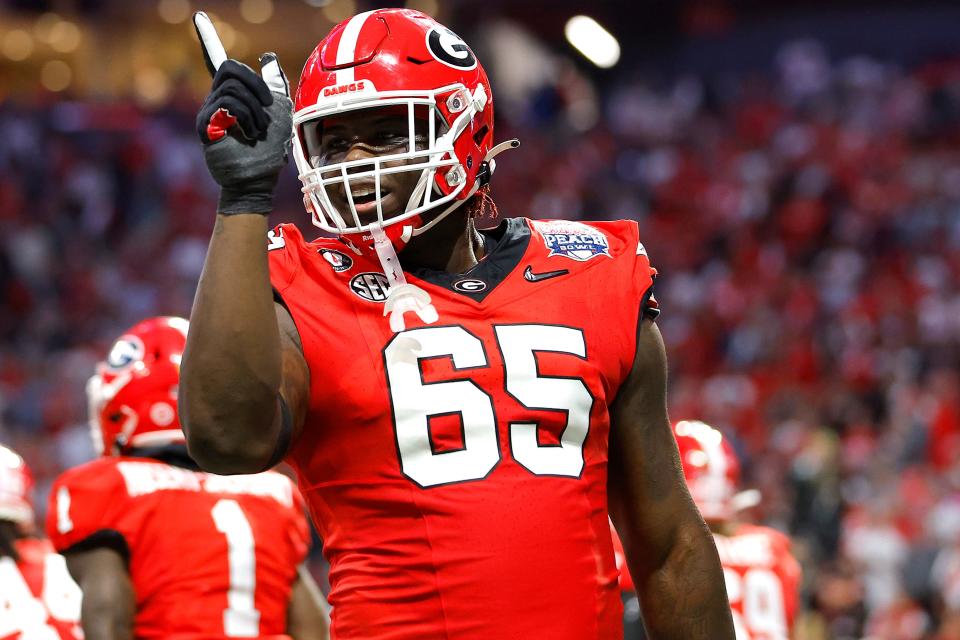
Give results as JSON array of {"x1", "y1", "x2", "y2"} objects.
[{"x1": 2, "y1": 34, "x2": 960, "y2": 639}]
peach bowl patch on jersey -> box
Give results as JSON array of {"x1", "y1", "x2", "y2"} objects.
[{"x1": 531, "y1": 220, "x2": 612, "y2": 262}]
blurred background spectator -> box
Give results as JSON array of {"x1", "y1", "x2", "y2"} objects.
[{"x1": 3, "y1": 0, "x2": 960, "y2": 637}]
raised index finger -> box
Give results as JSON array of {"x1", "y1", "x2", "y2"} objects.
[{"x1": 193, "y1": 11, "x2": 227, "y2": 77}]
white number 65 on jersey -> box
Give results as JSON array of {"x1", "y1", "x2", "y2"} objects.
[{"x1": 384, "y1": 324, "x2": 594, "y2": 488}]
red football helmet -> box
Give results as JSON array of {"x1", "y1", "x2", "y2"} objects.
[
  {"x1": 0, "y1": 444, "x2": 34, "y2": 526},
  {"x1": 87, "y1": 317, "x2": 188, "y2": 456},
  {"x1": 293, "y1": 8, "x2": 509, "y2": 253},
  {"x1": 674, "y1": 420, "x2": 743, "y2": 522}
]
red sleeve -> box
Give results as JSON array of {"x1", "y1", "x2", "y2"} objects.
[
  {"x1": 267, "y1": 223, "x2": 307, "y2": 297},
  {"x1": 45, "y1": 460, "x2": 130, "y2": 554},
  {"x1": 631, "y1": 222, "x2": 660, "y2": 321},
  {"x1": 288, "y1": 483, "x2": 311, "y2": 565}
]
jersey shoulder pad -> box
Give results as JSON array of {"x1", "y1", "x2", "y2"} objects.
[
  {"x1": 525, "y1": 218, "x2": 655, "y2": 270},
  {"x1": 45, "y1": 458, "x2": 129, "y2": 553},
  {"x1": 592, "y1": 219, "x2": 657, "y2": 273},
  {"x1": 524, "y1": 218, "x2": 638, "y2": 261},
  {"x1": 610, "y1": 219, "x2": 659, "y2": 319},
  {"x1": 267, "y1": 222, "x2": 311, "y2": 293}
]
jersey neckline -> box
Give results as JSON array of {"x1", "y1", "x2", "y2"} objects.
[{"x1": 404, "y1": 217, "x2": 530, "y2": 302}]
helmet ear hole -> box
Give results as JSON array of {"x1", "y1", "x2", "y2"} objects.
[
  {"x1": 472, "y1": 124, "x2": 489, "y2": 147},
  {"x1": 108, "y1": 412, "x2": 124, "y2": 424}
]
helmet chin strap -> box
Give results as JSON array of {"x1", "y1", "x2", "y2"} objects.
[
  {"x1": 370, "y1": 224, "x2": 439, "y2": 333},
  {"x1": 368, "y1": 138, "x2": 520, "y2": 332}
]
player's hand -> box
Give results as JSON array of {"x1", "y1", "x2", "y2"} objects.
[{"x1": 194, "y1": 11, "x2": 292, "y2": 215}]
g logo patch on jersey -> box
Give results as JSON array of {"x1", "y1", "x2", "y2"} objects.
[
  {"x1": 105, "y1": 336, "x2": 145, "y2": 370},
  {"x1": 320, "y1": 248, "x2": 354, "y2": 273},
  {"x1": 426, "y1": 26, "x2": 477, "y2": 70},
  {"x1": 350, "y1": 273, "x2": 391, "y2": 302},
  {"x1": 533, "y1": 220, "x2": 612, "y2": 262},
  {"x1": 453, "y1": 279, "x2": 487, "y2": 293}
]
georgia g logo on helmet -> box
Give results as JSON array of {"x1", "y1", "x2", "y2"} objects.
[
  {"x1": 105, "y1": 336, "x2": 145, "y2": 371},
  {"x1": 426, "y1": 26, "x2": 477, "y2": 70}
]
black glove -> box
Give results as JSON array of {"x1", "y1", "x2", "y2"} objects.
[{"x1": 194, "y1": 12, "x2": 292, "y2": 215}]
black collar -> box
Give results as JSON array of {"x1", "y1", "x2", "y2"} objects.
[
  {"x1": 125, "y1": 444, "x2": 202, "y2": 471},
  {"x1": 405, "y1": 217, "x2": 530, "y2": 302}
]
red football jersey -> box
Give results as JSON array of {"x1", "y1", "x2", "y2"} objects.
[
  {"x1": 613, "y1": 523, "x2": 801, "y2": 639},
  {"x1": 269, "y1": 217, "x2": 658, "y2": 639},
  {"x1": 46, "y1": 457, "x2": 310, "y2": 639},
  {"x1": 715, "y1": 524, "x2": 801, "y2": 640},
  {"x1": 0, "y1": 537, "x2": 81, "y2": 640}
]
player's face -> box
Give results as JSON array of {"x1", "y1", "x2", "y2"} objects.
[{"x1": 304, "y1": 107, "x2": 433, "y2": 225}]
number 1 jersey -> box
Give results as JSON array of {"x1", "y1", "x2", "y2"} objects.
[
  {"x1": 269, "y1": 217, "x2": 658, "y2": 639},
  {"x1": 46, "y1": 457, "x2": 310, "y2": 639}
]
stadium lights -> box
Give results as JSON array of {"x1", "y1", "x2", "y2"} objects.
[{"x1": 564, "y1": 15, "x2": 620, "y2": 69}]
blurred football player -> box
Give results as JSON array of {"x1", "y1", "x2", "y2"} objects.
[
  {"x1": 0, "y1": 444, "x2": 82, "y2": 639},
  {"x1": 181, "y1": 9, "x2": 734, "y2": 639},
  {"x1": 613, "y1": 420, "x2": 802, "y2": 640},
  {"x1": 46, "y1": 317, "x2": 328, "y2": 640}
]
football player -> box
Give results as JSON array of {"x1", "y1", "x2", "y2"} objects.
[
  {"x1": 0, "y1": 444, "x2": 82, "y2": 639},
  {"x1": 46, "y1": 317, "x2": 328, "y2": 639},
  {"x1": 614, "y1": 420, "x2": 802, "y2": 639},
  {"x1": 181, "y1": 9, "x2": 735, "y2": 638}
]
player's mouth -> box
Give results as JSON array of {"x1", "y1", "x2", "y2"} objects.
[{"x1": 345, "y1": 186, "x2": 400, "y2": 221}]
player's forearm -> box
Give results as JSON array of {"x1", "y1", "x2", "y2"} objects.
[
  {"x1": 632, "y1": 520, "x2": 735, "y2": 639},
  {"x1": 180, "y1": 213, "x2": 282, "y2": 473}
]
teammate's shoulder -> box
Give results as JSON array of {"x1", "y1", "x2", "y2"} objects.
[
  {"x1": 53, "y1": 456, "x2": 123, "y2": 488},
  {"x1": 201, "y1": 469, "x2": 298, "y2": 509},
  {"x1": 47, "y1": 458, "x2": 133, "y2": 552}
]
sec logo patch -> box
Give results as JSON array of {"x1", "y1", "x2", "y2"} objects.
[
  {"x1": 320, "y1": 248, "x2": 354, "y2": 272},
  {"x1": 350, "y1": 273, "x2": 391, "y2": 302}
]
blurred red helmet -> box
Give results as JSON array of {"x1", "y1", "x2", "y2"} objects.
[
  {"x1": 674, "y1": 420, "x2": 741, "y2": 522},
  {"x1": 87, "y1": 317, "x2": 188, "y2": 456},
  {"x1": 0, "y1": 444, "x2": 34, "y2": 526},
  {"x1": 293, "y1": 8, "x2": 502, "y2": 253}
]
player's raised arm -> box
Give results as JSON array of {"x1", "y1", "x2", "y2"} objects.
[
  {"x1": 608, "y1": 320, "x2": 736, "y2": 639},
  {"x1": 179, "y1": 12, "x2": 308, "y2": 474}
]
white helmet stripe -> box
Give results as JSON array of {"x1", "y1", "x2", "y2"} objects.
[{"x1": 334, "y1": 10, "x2": 375, "y2": 86}]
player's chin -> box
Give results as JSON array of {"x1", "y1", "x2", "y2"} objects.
[{"x1": 333, "y1": 191, "x2": 406, "y2": 226}]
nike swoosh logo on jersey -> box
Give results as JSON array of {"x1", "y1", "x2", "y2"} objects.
[{"x1": 523, "y1": 266, "x2": 569, "y2": 282}]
